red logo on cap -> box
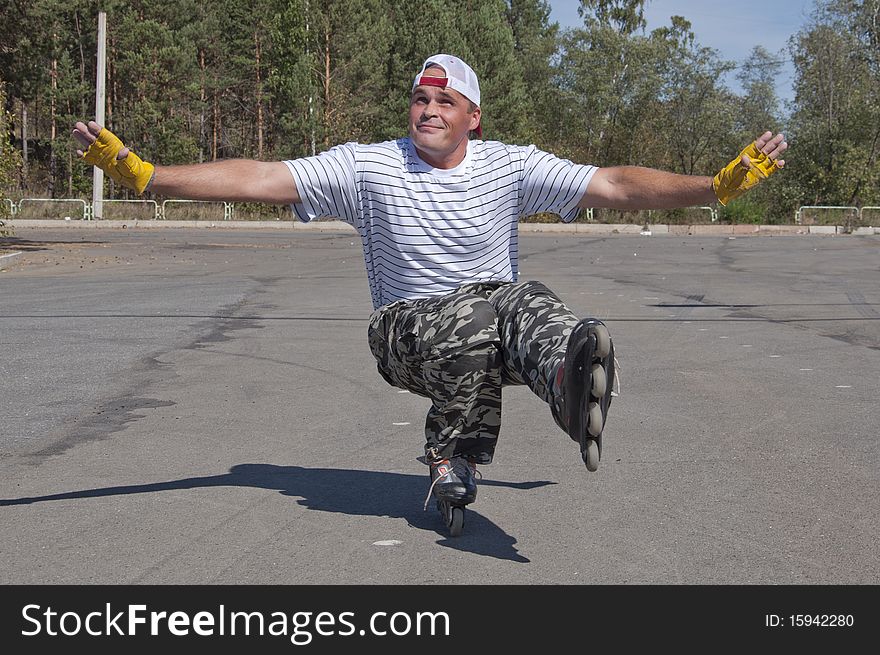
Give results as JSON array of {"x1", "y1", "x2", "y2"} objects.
[{"x1": 417, "y1": 76, "x2": 448, "y2": 89}]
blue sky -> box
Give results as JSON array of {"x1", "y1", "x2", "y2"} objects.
[{"x1": 546, "y1": 0, "x2": 818, "y2": 105}]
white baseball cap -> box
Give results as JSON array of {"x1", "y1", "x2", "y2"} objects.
[{"x1": 412, "y1": 53, "x2": 482, "y2": 137}]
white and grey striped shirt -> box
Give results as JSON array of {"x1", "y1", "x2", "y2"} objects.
[{"x1": 284, "y1": 138, "x2": 597, "y2": 309}]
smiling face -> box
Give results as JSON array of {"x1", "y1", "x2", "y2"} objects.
[{"x1": 408, "y1": 65, "x2": 481, "y2": 169}]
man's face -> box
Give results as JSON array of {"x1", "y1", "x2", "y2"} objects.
[{"x1": 409, "y1": 66, "x2": 481, "y2": 163}]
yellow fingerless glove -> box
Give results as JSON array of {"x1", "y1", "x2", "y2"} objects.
[
  {"x1": 712, "y1": 142, "x2": 779, "y2": 206},
  {"x1": 82, "y1": 128, "x2": 155, "y2": 195}
]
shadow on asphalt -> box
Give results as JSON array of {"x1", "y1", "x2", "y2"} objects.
[
  {"x1": 0, "y1": 464, "x2": 557, "y2": 563},
  {"x1": 0, "y1": 237, "x2": 106, "y2": 251}
]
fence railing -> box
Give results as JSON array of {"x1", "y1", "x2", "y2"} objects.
[
  {"x1": 699, "y1": 206, "x2": 718, "y2": 223},
  {"x1": 860, "y1": 207, "x2": 880, "y2": 225},
  {"x1": 8, "y1": 197, "x2": 230, "y2": 221},
  {"x1": 794, "y1": 205, "x2": 859, "y2": 225},
  {"x1": 160, "y1": 199, "x2": 233, "y2": 221},
  {"x1": 96, "y1": 199, "x2": 160, "y2": 220},
  {"x1": 17, "y1": 198, "x2": 89, "y2": 221},
  {"x1": 7, "y1": 197, "x2": 880, "y2": 226}
]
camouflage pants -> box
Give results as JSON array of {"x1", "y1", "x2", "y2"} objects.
[{"x1": 367, "y1": 280, "x2": 580, "y2": 464}]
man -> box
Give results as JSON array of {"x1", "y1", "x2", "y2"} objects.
[{"x1": 74, "y1": 54, "x2": 786, "y2": 535}]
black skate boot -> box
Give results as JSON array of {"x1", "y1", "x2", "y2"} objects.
[
  {"x1": 425, "y1": 456, "x2": 478, "y2": 537},
  {"x1": 557, "y1": 318, "x2": 615, "y2": 472}
]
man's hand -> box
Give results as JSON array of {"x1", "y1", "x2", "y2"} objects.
[
  {"x1": 72, "y1": 121, "x2": 155, "y2": 195},
  {"x1": 713, "y1": 131, "x2": 787, "y2": 206}
]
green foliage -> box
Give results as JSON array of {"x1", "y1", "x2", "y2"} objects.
[
  {"x1": 578, "y1": 0, "x2": 646, "y2": 35},
  {"x1": 718, "y1": 195, "x2": 767, "y2": 224},
  {"x1": 736, "y1": 46, "x2": 783, "y2": 138},
  {"x1": 0, "y1": 0, "x2": 877, "y2": 224},
  {"x1": 1, "y1": 89, "x2": 20, "y2": 239},
  {"x1": 779, "y1": 4, "x2": 880, "y2": 209},
  {"x1": 0, "y1": 79, "x2": 22, "y2": 227},
  {"x1": 506, "y1": 0, "x2": 560, "y2": 146}
]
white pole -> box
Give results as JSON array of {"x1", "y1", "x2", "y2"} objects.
[{"x1": 92, "y1": 11, "x2": 106, "y2": 220}]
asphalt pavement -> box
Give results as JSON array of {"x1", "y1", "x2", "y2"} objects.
[{"x1": 1, "y1": 225, "x2": 877, "y2": 584}]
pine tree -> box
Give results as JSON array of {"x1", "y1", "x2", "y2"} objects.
[
  {"x1": 0, "y1": 78, "x2": 23, "y2": 227},
  {"x1": 506, "y1": 0, "x2": 561, "y2": 147}
]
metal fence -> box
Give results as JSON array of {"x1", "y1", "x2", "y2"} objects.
[
  {"x1": 10, "y1": 197, "x2": 230, "y2": 221},
  {"x1": 860, "y1": 207, "x2": 880, "y2": 225},
  {"x1": 795, "y1": 205, "x2": 859, "y2": 226},
  {"x1": 17, "y1": 198, "x2": 90, "y2": 221},
  {"x1": 7, "y1": 197, "x2": 880, "y2": 226},
  {"x1": 160, "y1": 199, "x2": 233, "y2": 221},
  {"x1": 96, "y1": 199, "x2": 160, "y2": 220}
]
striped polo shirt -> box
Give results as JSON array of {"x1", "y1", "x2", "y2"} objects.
[{"x1": 284, "y1": 138, "x2": 596, "y2": 309}]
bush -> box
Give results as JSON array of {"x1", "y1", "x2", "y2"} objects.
[{"x1": 717, "y1": 196, "x2": 767, "y2": 224}]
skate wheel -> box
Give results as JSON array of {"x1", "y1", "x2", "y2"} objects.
[
  {"x1": 590, "y1": 363, "x2": 607, "y2": 397},
  {"x1": 587, "y1": 401, "x2": 603, "y2": 436},
  {"x1": 584, "y1": 439, "x2": 600, "y2": 472},
  {"x1": 592, "y1": 324, "x2": 611, "y2": 359},
  {"x1": 448, "y1": 506, "x2": 464, "y2": 537}
]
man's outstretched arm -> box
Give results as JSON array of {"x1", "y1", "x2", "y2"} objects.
[
  {"x1": 147, "y1": 159, "x2": 299, "y2": 205},
  {"x1": 580, "y1": 131, "x2": 787, "y2": 210},
  {"x1": 72, "y1": 120, "x2": 299, "y2": 205}
]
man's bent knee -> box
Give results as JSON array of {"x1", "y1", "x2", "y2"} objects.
[{"x1": 432, "y1": 295, "x2": 499, "y2": 355}]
